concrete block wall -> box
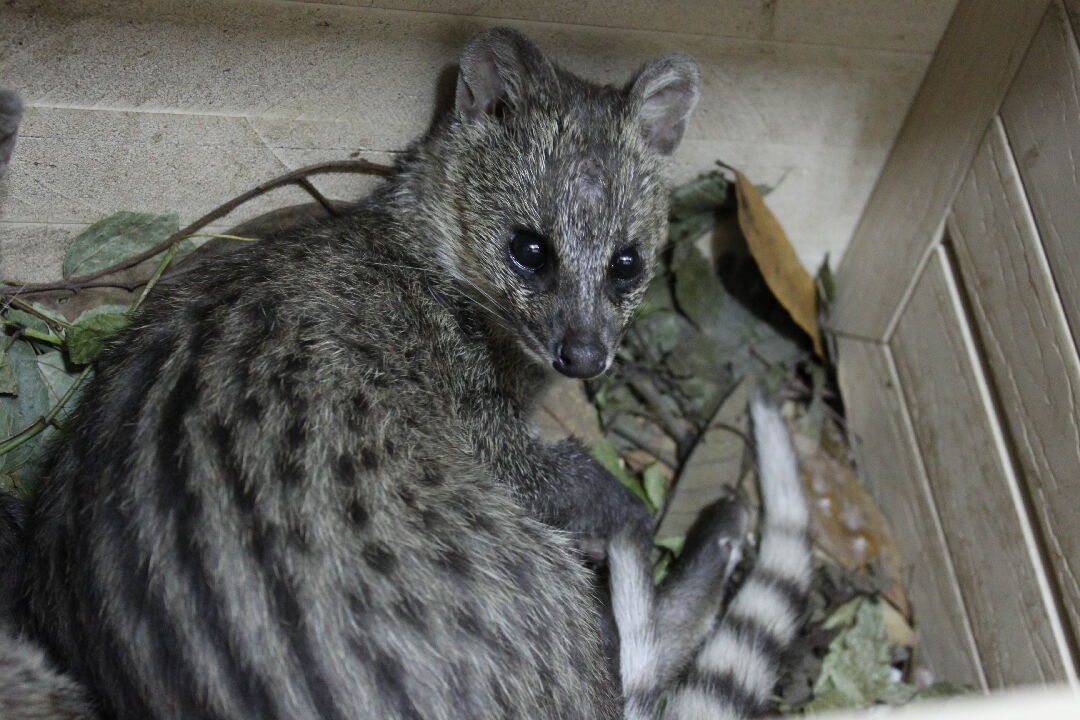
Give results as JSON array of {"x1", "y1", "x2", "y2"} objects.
[{"x1": 0, "y1": 0, "x2": 956, "y2": 282}]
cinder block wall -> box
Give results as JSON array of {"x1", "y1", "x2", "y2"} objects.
[{"x1": 0, "y1": 0, "x2": 954, "y2": 283}]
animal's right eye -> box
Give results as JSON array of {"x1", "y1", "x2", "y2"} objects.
[{"x1": 508, "y1": 229, "x2": 548, "y2": 273}]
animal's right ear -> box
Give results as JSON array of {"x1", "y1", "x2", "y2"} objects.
[
  {"x1": 628, "y1": 54, "x2": 700, "y2": 156},
  {"x1": 455, "y1": 28, "x2": 555, "y2": 122}
]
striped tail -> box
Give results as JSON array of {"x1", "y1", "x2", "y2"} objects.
[{"x1": 662, "y1": 394, "x2": 812, "y2": 719}]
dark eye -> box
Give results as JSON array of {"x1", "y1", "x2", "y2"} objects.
[
  {"x1": 610, "y1": 246, "x2": 643, "y2": 283},
  {"x1": 509, "y1": 228, "x2": 547, "y2": 273}
]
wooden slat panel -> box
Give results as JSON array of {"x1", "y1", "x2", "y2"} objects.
[
  {"x1": 837, "y1": 337, "x2": 984, "y2": 686},
  {"x1": 1062, "y1": 0, "x2": 1080, "y2": 52},
  {"x1": 1000, "y1": 1, "x2": 1080, "y2": 355},
  {"x1": 890, "y1": 247, "x2": 1068, "y2": 686},
  {"x1": 949, "y1": 117, "x2": 1080, "y2": 657},
  {"x1": 834, "y1": 0, "x2": 1049, "y2": 340}
]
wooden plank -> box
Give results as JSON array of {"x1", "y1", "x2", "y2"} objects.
[
  {"x1": 834, "y1": 0, "x2": 1050, "y2": 341},
  {"x1": 1000, "y1": 1, "x2": 1080, "y2": 358},
  {"x1": 890, "y1": 247, "x2": 1068, "y2": 686},
  {"x1": 837, "y1": 336, "x2": 984, "y2": 687},
  {"x1": 1063, "y1": 0, "x2": 1080, "y2": 40},
  {"x1": 949, "y1": 117, "x2": 1080, "y2": 657}
]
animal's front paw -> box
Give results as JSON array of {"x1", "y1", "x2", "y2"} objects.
[{"x1": 550, "y1": 440, "x2": 654, "y2": 562}]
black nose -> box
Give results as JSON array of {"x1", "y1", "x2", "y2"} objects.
[{"x1": 553, "y1": 334, "x2": 607, "y2": 379}]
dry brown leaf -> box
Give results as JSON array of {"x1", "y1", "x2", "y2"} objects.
[
  {"x1": 731, "y1": 169, "x2": 824, "y2": 358},
  {"x1": 793, "y1": 430, "x2": 911, "y2": 618},
  {"x1": 530, "y1": 379, "x2": 604, "y2": 446},
  {"x1": 656, "y1": 377, "x2": 753, "y2": 539}
]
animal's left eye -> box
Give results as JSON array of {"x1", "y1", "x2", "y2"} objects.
[{"x1": 610, "y1": 246, "x2": 642, "y2": 283}]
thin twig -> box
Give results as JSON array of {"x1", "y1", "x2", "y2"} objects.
[
  {"x1": 296, "y1": 177, "x2": 337, "y2": 215},
  {"x1": 129, "y1": 243, "x2": 179, "y2": 316},
  {"x1": 0, "y1": 159, "x2": 393, "y2": 298},
  {"x1": 6, "y1": 297, "x2": 72, "y2": 329},
  {"x1": 0, "y1": 364, "x2": 93, "y2": 457},
  {"x1": 628, "y1": 376, "x2": 696, "y2": 455},
  {"x1": 0, "y1": 322, "x2": 63, "y2": 346}
]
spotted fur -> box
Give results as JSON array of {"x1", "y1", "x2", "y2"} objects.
[{"x1": 6, "y1": 28, "x2": 704, "y2": 720}]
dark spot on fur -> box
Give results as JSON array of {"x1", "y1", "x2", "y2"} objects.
[
  {"x1": 347, "y1": 498, "x2": 369, "y2": 528},
  {"x1": 455, "y1": 607, "x2": 482, "y2": 636},
  {"x1": 471, "y1": 511, "x2": 497, "y2": 534},
  {"x1": 289, "y1": 521, "x2": 314, "y2": 554},
  {"x1": 370, "y1": 649, "x2": 422, "y2": 720},
  {"x1": 359, "y1": 447, "x2": 379, "y2": 471},
  {"x1": 396, "y1": 485, "x2": 416, "y2": 508},
  {"x1": 435, "y1": 544, "x2": 471, "y2": 579},
  {"x1": 393, "y1": 594, "x2": 427, "y2": 630},
  {"x1": 335, "y1": 453, "x2": 354, "y2": 484},
  {"x1": 239, "y1": 396, "x2": 262, "y2": 422},
  {"x1": 284, "y1": 417, "x2": 307, "y2": 447},
  {"x1": 352, "y1": 393, "x2": 370, "y2": 418},
  {"x1": 418, "y1": 469, "x2": 442, "y2": 487},
  {"x1": 419, "y1": 508, "x2": 444, "y2": 532},
  {"x1": 362, "y1": 542, "x2": 397, "y2": 575}
]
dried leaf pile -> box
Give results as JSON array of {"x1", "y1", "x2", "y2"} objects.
[
  {"x1": 1, "y1": 162, "x2": 966, "y2": 713},
  {"x1": 573, "y1": 166, "x2": 966, "y2": 712}
]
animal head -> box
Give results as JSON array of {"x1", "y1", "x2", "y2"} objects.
[{"x1": 422, "y1": 28, "x2": 699, "y2": 379}]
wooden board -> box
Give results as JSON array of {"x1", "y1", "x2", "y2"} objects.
[
  {"x1": 834, "y1": 0, "x2": 1050, "y2": 341},
  {"x1": 1062, "y1": 0, "x2": 1080, "y2": 47},
  {"x1": 949, "y1": 117, "x2": 1080, "y2": 657},
  {"x1": 837, "y1": 336, "x2": 984, "y2": 687},
  {"x1": 890, "y1": 247, "x2": 1069, "y2": 686},
  {"x1": 1000, "y1": 1, "x2": 1080, "y2": 357}
]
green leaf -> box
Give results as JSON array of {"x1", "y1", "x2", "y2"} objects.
[
  {"x1": 62, "y1": 211, "x2": 188, "y2": 278},
  {"x1": 0, "y1": 346, "x2": 17, "y2": 396},
  {"x1": 669, "y1": 171, "x2": 731, "y2": 220},
  {"x1": 0, "y1": 340, "x2": 51, "y2": 484},
  {"x1": 672, "y1": 242, "x2": 729, "y2": 332},
  {"x1": 643, "y1": 463, "x2": 667, "y2": 511},
  {"x1": 634, "y1": 310, "x2": 694, "y2": 357},
  {"x1": 654, "y1": 536, "x2": 685, "y2": 555},
  {"x1": 668, "y1": 212, "x2": 715, "y2": 246},
  {"x1": 666, "y1": 333, "x2": 729, "y2": 379},
  {"x1": 64, "y1": 311, "x2": 129, "y2": 365},
  {"x1": 3, "y1": 302, "x2": 68, "y2": 335},
  {"x1": 807, "y1": 598, "x2": 920, "y2": 712},
  {"x1": 652, "y1": 550, "x2": 675, "y2": 585},
  {"x1": 36, "y1": 350, "x2": 85, "y2": 420},
  {"x1": 817, "y1": 253, "x2": 836, "y2": 305},
  {"x1": 590, "y1": 438, "x2": 648, "y2": 506}
]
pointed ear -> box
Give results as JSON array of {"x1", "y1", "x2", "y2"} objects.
[
  {"x1": 628, "y1": 54, "x2": 700, "y2": 155},
  {"x1": 0, "y1": 89, "x2": 23, "y2": 176},
  {"x1": 455, "y1": 28, "x2": 555, "y2": 122}
]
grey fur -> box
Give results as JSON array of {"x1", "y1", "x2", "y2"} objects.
[
  {"x1": 0, "y1": 88, "x2": 23, "y2": 175},
  {"x1": 9, "y1": 28, "x2": 703, "y2": 720},
  {"x1": 661, "y1": 395, "x2": 813, "y2": 719},
  {"x1": 612, "y1": 395, "x2": 812, "y2": 720}
]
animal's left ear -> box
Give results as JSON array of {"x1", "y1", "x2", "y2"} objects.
[{"x1": 628, "y1": 54, "x2": 700, "y2": 156}]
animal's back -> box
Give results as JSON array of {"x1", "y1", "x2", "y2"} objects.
[{"x1": 22, "y1": 214, "x2": 619, "y2": 720}]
